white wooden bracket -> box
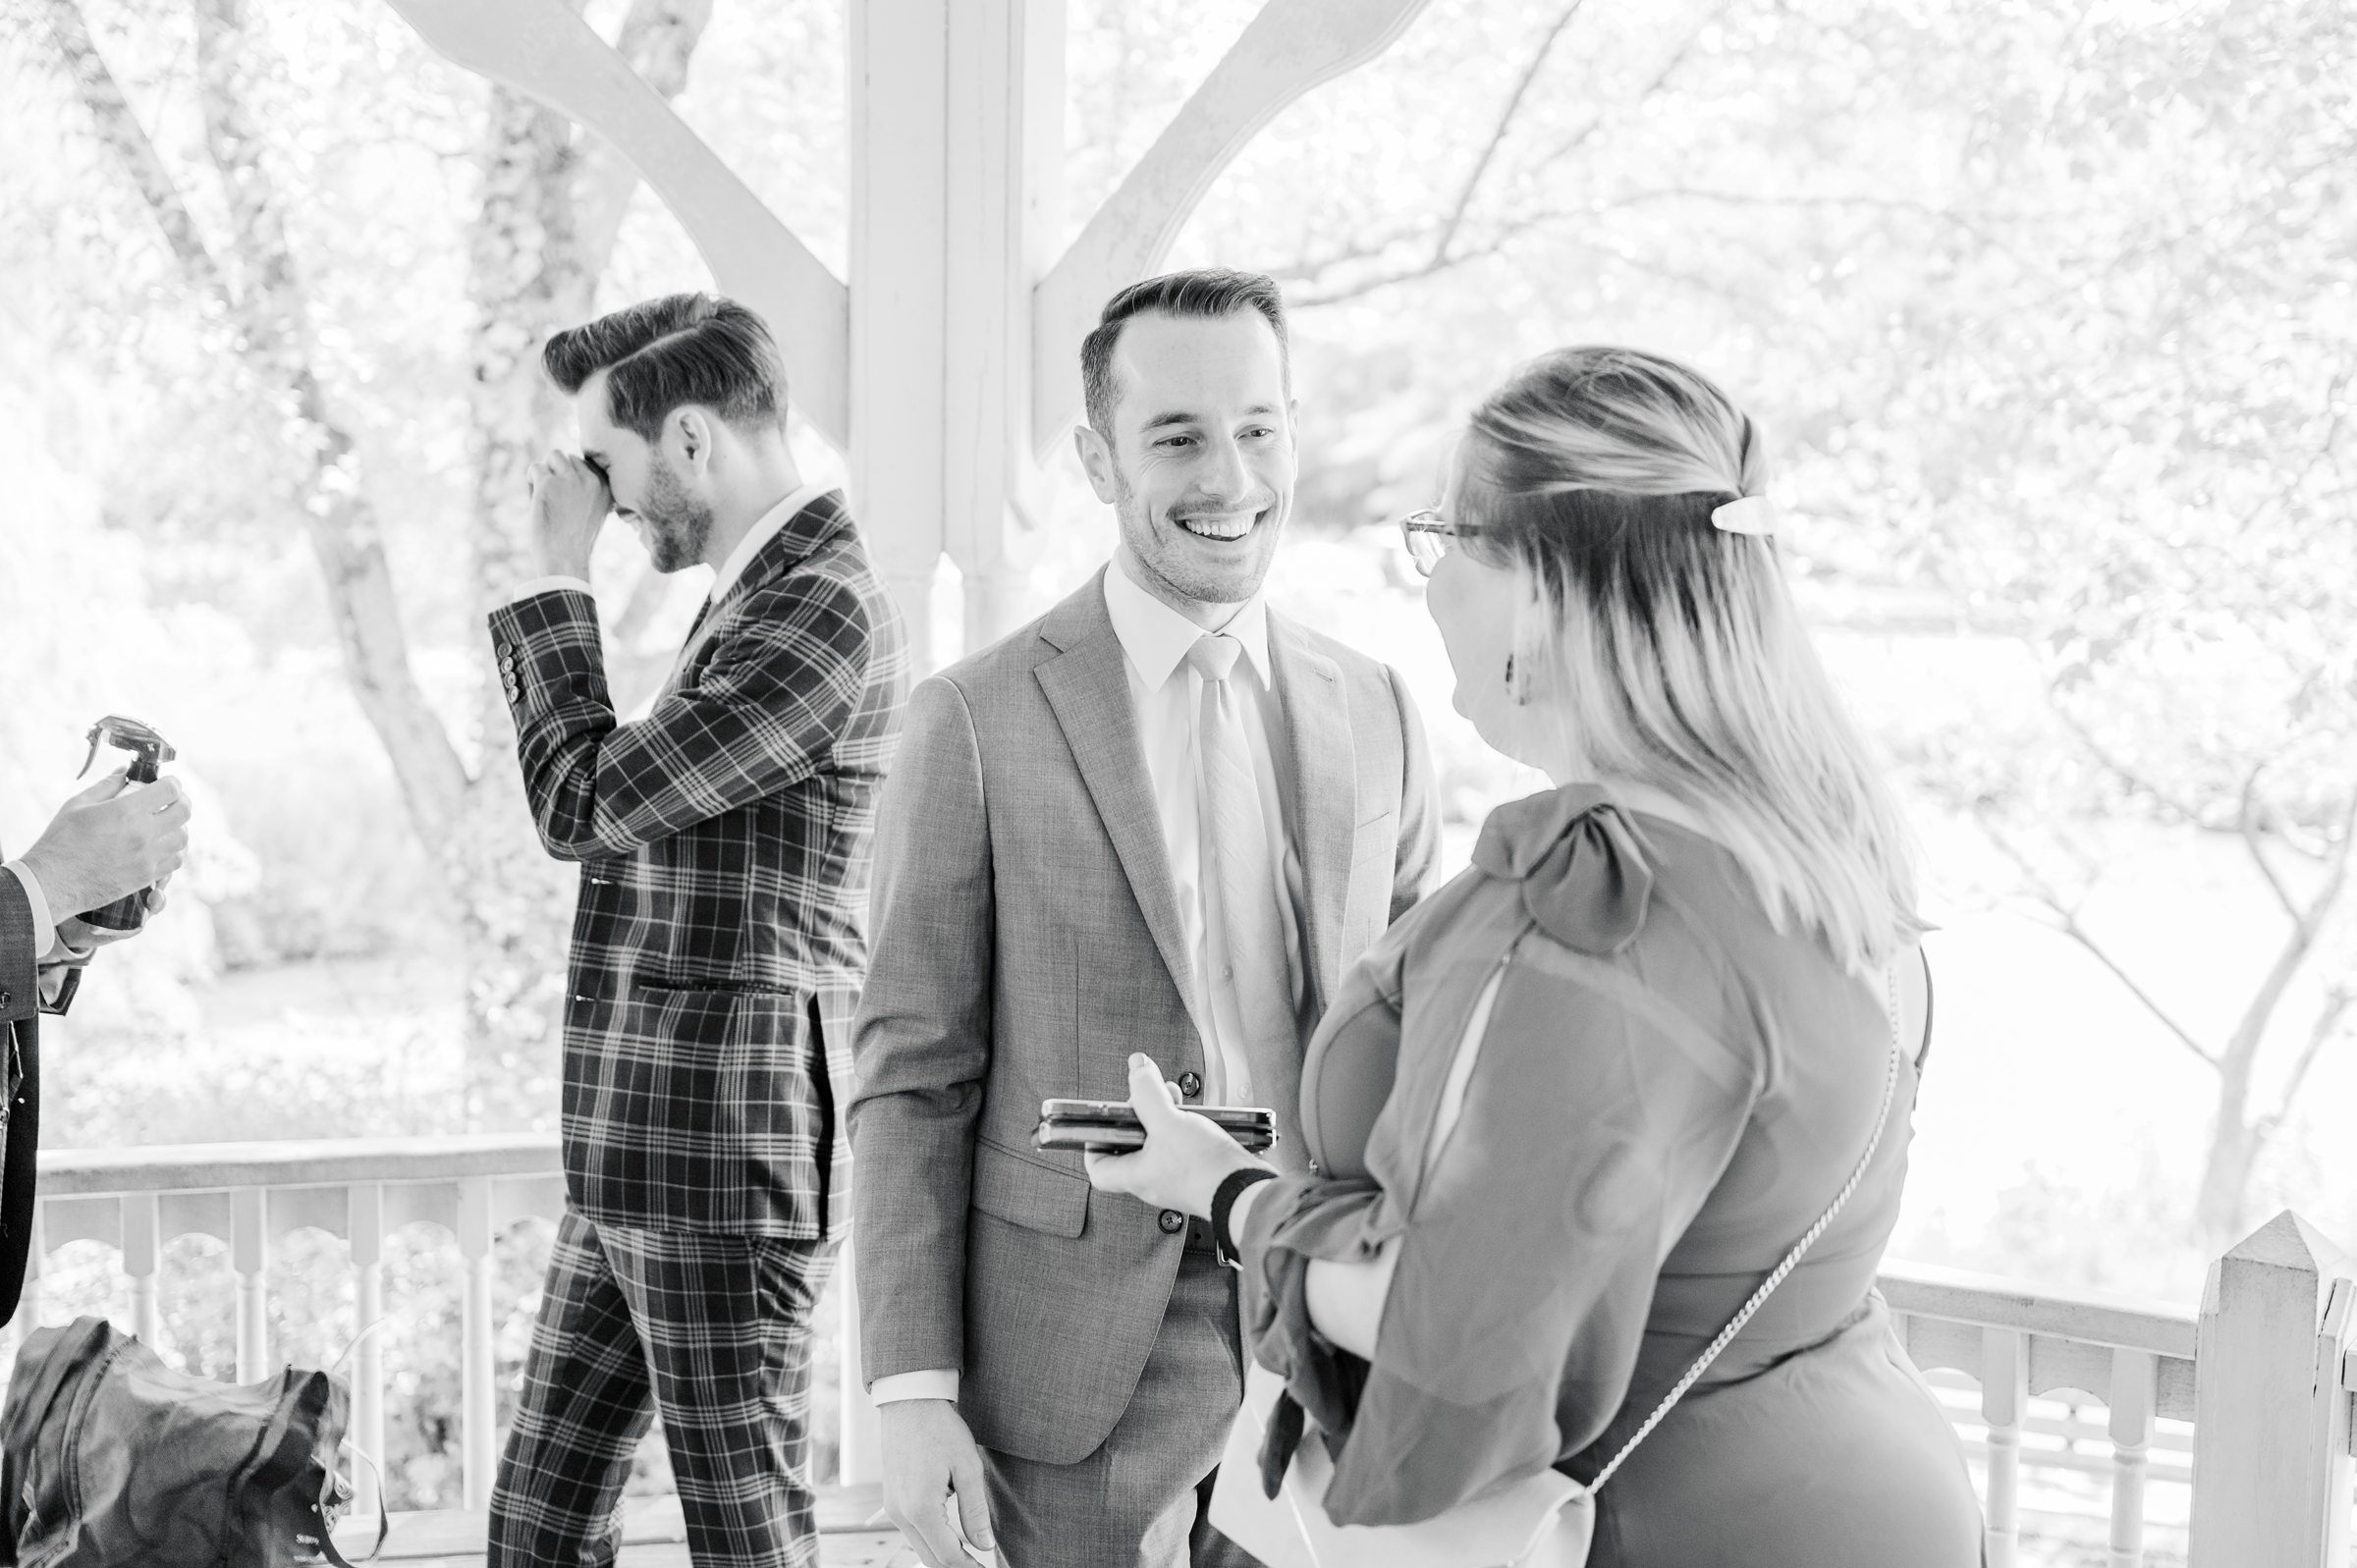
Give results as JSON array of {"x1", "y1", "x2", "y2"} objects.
[
  {"x1": 1028, "y1": 0, "x2": 1433, "y2": 452},
  {"x1": 383, "y1": 0, "x2": 852, "y2": 449}
]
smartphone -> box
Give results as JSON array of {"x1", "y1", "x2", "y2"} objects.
[{"x1": 1033, "y1": 1098, "x2": 1277, "y2": 1154}]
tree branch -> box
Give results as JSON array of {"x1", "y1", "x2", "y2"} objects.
[
  {"x1": 2238, "y1": 768, "x2": 2304, "y2": 926},
  {"x1": 35, "y1": 0, "x2": 230, "y2": 301},
  {"x1": 1977, "y1": 814, "x2": 2222, "y2": 1072},
  {"x1": 2209, "y1": 788, "x2": 2354, "y2": 1091},
  {"x1": 2047, "y1": 698, "x2": 2212, "y2": 825},
  {"x1": 189, "y1": 0, "x2": 469, "y2": 835},
  {"x1": 2262, "y1": 982, "x2": 2353, "y2": 1138},
  {"x1": 1425, "y1": 0, "x2": 1587, "y2": 271}
]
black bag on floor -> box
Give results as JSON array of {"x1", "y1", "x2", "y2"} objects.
[{"x1": 0, "y1": 1316, "x2": 371, "y2": 1566}]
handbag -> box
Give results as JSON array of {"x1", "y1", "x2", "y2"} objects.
[
  {"x1": 1210, "y1": 971, "x2": 1907, "y2": 1568},
  {"x1": 0, "y1": 1316, "x2": 383, "y2": 1567}
]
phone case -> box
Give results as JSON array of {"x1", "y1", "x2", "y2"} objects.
[{"x1": 1032, "y1": 1112, "x2": 1276, "y2": 1154}]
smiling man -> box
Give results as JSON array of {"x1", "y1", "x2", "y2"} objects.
[
  {"x1": 850, "y1": 270, "x2": 1439, "y2": 1568},
  {"x1": 483, "y1": 294, "x2": 906, "y2": 1568}
]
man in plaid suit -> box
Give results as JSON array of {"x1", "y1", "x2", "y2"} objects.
[{"x1": 484, "y1": 294, "x2": 906, "y2": 1568}]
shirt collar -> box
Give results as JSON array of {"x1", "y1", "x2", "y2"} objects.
[
  {"x1": 708, "y1": 482, "x2": 827, "y2": 603},
  {"x1": 1102, "y1": 554, "x2": 1272, "y2": 693}
]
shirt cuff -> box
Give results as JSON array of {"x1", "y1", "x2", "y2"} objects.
[
  {"x1": 508, "y1": 574, "x2": 593, "y2": 605},
  {"x1": 5, "y1": 861, "x2": 59, "y2": 960},
  {"x1": 869, "y1": 1370, "x2": 960, "y2": 1404}
]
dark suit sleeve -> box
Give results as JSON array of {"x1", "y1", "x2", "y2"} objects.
[
  {"x1": 488, "y1": 576, "x2": 875, "y2": 862},
  {"x1": 847, "y1": 675, "x2": 995, "y2": 1382},
  {"x1": 1385, "y1": 665, "x2": 1441, "y2": 922},
  {"x1": 0, "y1": 871, "x2": 37, "y2": 1029},
  {"x1": 0, "y1": 865, "x2": 42, "y2": 1322}
]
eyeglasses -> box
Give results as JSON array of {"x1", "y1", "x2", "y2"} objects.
[{"x1": 1397, "y1": 508, "x2": 1478, "y2": 577}]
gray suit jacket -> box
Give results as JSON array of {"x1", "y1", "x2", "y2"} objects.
[{"x1": 849, "y1": 568, "x2": 1438, "y2": 1463}]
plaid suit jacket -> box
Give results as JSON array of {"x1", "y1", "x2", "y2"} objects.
[{"x1": 488, "y1": 490, "x2": 907, "y2": 1239}]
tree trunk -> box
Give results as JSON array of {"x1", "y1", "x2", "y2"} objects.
[
  {"x1": 454, "y1": 0, "x2": 713, "y2": 1126},
  {"x1": 187, "y1": 0, "x2": 473, "y2": 844},
  {"x1": 52, "y1": 0, "x2": 717, "y2": 1127},
  {"x1": 2194, "y1": 1070, "x2": 2263, "y2": 1257}
]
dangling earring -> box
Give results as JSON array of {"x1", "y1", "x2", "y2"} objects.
[{"x1": 1504, "y1": 652, "x2": 1530, "y2": 706}]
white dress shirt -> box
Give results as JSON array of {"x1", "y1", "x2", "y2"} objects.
[
  {"x1": 869, "y1": 556, "x2": 1311, "y2": 1408},
  {"x1": 508, "y1": 482, "x2": 830, "y2": 609}
]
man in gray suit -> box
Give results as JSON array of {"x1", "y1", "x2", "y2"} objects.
[{"x1": 850, "y1": 269, "x2": 1438, "y2": 1568}]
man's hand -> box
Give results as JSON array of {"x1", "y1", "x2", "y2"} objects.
[
  {"x1": 1085, "y1": 1053, "x2": 1266, "y2": 1220},
  {"x1": 880, "y1": 1399, "x2": 996, "y2": 1568},
  {"x1": 50, "y1": 886, "x2": 168, "y2": 960},
  {"x1": 19, "y1": 769, "x2": 191, "y2": 923},
  {"x1": 526, "y1": 451, "x2": 612, "y2": 579}
]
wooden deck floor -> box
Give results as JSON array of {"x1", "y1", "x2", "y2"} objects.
[{"x1": 339, "y1": 1486, "x2": 921, "y2": 1566}]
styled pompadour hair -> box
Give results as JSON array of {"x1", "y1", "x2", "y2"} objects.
[
  {"x1": 1079, "y1": 268, "x2": 1290, "y2": 438},
  {"x1": 542, "y1": 293, "x2": 787, "y2": 441}
]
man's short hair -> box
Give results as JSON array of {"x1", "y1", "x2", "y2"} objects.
[
  {"x1": 1079, "y1": 268, "x2": 1290, "y2": 439},
  {"x1": 542, "y1": 293, "x2": 787, "y2": 442}
]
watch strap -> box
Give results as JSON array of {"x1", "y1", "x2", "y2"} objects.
[{"x1": 1210, "y1": 1166, "x2": 1278, "y2": 1270}]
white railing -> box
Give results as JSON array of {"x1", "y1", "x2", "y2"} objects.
[
  {"x1": 11, "y1": 1136, "x2": 569, "y2": 1520},
  {"x1": 8, "y1": 1141, "x2": 2355, "y2": 1565},
  {"x1": 1881, "y1": 1213, "x2": 2357, "y2": 1568},
  {"x1": 1883, "y1": 1258, "x2": 2198, "y2": 1566}
]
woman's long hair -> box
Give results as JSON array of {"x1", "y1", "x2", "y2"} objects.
[{"x1": 1457, "y1": 346, "x2": 1922, "y2": 974}]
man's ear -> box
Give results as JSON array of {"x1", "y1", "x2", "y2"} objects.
[
  {"x1": 1075, "y1": 424, "x2": 1121, "y2": 504},
  {"x1": 671, "y1": 406, "x2": 714, "y2": 472}
]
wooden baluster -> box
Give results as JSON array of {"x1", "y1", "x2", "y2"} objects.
[
  {"x1": 458, "y1": 1175, "x2": 497, "y2": 1512},
  {"x1": 2107, "y1": 1347, "x2": 2156, "y2": 1568},
  {"x1": 1981, "y1": 1326, "x2": 2026, "y2": 1568},
  {"x1": 124, "y1": 1193, "x2": 161, "y2": 1346},
  {"x1": 232, "y1": 1187, "x2": 268, "y2": 1380},
  {"x1": 350, "y1": 1183, "x2": 386, "y2": 1522},
  {"x1": 838, "y1": 1236, "x2": 880, "y2": 1485}
]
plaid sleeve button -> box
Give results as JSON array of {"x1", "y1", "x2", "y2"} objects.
[{"x1": 1158, "y1": 1209, "x2": 1185, "y2": 1234}]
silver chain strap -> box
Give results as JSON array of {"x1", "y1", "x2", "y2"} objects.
[{"x1": 1588, "y1": 966, "x2": 1905, "y2": 1492}]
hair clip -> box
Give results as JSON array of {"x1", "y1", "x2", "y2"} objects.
[{"x1": 1710, "y1": 495, "x2": 1779, "y2": 536}]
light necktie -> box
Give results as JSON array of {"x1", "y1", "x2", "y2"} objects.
[{"x1": 1184, "y1": 633, "x2": 1307, "y2": 1170}]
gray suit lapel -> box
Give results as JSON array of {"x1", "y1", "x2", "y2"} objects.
[
  {"x1": 1268, "y1": 612, "x2": 1354, "y2": 1018},
  {"x1": 1034, "y1": 573, "x2": 1207, "y2": 1042}
]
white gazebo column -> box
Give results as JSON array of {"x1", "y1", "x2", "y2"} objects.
[
  {"x1": 849, "y1": 0, "x2": 950, "y2": 672},
  {"x1": 850, "y1": 0, "x2": 1064, "y2": 669},
  {"x1": 943, "y1": 0, "x2": 1065, "y2": 651}
]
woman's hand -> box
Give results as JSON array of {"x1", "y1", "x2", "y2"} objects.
[{"x1": 1083, "y1": 1053, "x2": 1269, "y2": 1219}]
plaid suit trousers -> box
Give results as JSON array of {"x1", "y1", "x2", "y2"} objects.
[{"x1": 486, "y1": 1209, "x2": 836, "y2": 1568}]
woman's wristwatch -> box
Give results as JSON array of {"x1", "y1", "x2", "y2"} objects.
[{"x1": 1209, "y1": 1167, "x2": 1279, "y2": 1270}]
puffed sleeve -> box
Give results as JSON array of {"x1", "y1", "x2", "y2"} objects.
[{"x1": 1243, "y1": 795, "x2": 1767, "y2": 1529}]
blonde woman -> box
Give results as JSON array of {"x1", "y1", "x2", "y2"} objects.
[{"x1": 1089, "y1": 348, "x2": 1983, "y2": 1564}]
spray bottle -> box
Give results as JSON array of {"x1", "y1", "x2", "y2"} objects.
[{"x1": 76, "y1": 716, "x2": 177, "y2": 932}]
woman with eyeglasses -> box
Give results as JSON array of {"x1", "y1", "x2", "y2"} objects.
[{"x1": 1087, "y1": 347, "x2": 1982, "y2": 1564}]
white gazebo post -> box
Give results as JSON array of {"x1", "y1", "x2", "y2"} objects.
[
  {"x1": 385, "y1": 0, "x2": 1434, "y2": 1488},
  {"x1": 849, "y1": 0, "x2": 1067, "y2": 668},
  {"x1": 2187, "y1": 1211, "x2": 2356, "y2": 1568}
]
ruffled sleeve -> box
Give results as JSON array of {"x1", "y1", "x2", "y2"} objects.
[{"x1": 1240, "y1": 790, "x2": 1767, "y2": 1528}]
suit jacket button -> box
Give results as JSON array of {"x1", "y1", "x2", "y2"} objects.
[
  {"x1": 1158, "y1": 1209, "x2": 1184, "y2": 1234},
  {"x1": 1178, "y1": 1071, "x2": 1202, "y2": 1100}
]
